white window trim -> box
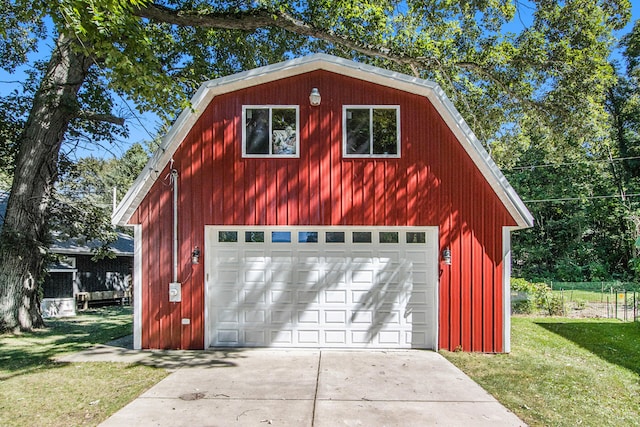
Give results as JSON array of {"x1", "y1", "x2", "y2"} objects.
[
  {"x1": 343, "y1": 105, "x2": 401, "y2": 158},
  {"x1": 242, "y1": 105, "x2": 300, "y2": 158}
]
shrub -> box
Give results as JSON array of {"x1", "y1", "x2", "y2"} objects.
[
  {"x1": 542, "y1": 293, "x2": 565, "y2": 316},
  {"x1": 511, "y1": 278, "x2": 562, "y2": 315}
]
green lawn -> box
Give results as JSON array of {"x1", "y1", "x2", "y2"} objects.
[
  {"x1": 0, "y1": 307, "x2": 168, "y2": 427},
  {"x1": 443, "y1": 317, "x2": 640, "y2": 427}
]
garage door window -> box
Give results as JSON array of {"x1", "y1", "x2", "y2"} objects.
[
  {"x1": 219, "y1": 231, "x2": 238, "y2": 242},
  {"x1": 326, "y1": 231, "x2": 345, "y2": 243},
  {"x1": 380, "y1": 231, "x2": 399, "y2": 243},
  {"x1": 272, "y1": 231, "x2": 292, "y2": 242},
  {"x1": 245, "y1": 231, "x2": 265, "y2": 243},
  {"x1": 299, "y1": 231, "x2": 318, "y2": 243},
  {"x1": 353, "y1": 231, "x2": 372, "y2": 243},
  {"x1": 407, "y1": 232, "x2": 426, "y2": 243}
]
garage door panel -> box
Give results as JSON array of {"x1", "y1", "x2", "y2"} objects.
[
  {"x1": 352, "y1": 253, "x2": 375, "y2": 262},
  {"x1": 297, "y1": 269, "x2": 321, "y2": 284},
  {"x1": 407, "y1": 311, "x2": 427, "y2": 324},
  {"x1": 270, "y1": 289, "x2": 293, "y2": 304},
  {"x1": 217, "y1": 309, "x2": 239, "y2": 323},
  {"x1": 351, "y1": 310, "x2": 373, "y2": 323},
  {"x1": 244, "y1": 329, "x2": 266, "y2": 345},
  {"x1": 207, "y1": 227, "x2": 437, "y2": 349},
  {"x1": 270, "y1": 270, "x2": 295, "y2": 285},
  {"x1": 324, "y1": 290, "x2": 347, "y2": 304},
  {"x1": 244, "y1": 310, "x2": 266, "y2": 323},
  {"x1": 298, "y1": 310, "x2": 320, "y2": 324},
  {"x1": 298, "y1": 330, "x2": 320, "y2": 344},
  {"x1": 272, "y1": 330, "x2": 293, "y2": 344},
  {"x1": 217, "y1": 270, "x2": 239, "y2": 284},
  {"x1": 324, "y1": 310, "x2": 347, "y2": 323},
  {"x1": 351, "y1": 269, "x2": 375, "y2": 283},
  {"x1": 410, "y1": 331, "x2": 426, "y2": 346},
  {"x1": 324, "y1": 269, "x2": 346, "y2": 285},
  {"x1": 271, "y1": 310, "x2": 293, "y2": 324},
  {"x1": 214, "y1": 289, "x2": 238, "y2": 304},
  {"x1": 216, "y1": 251, "x2": 241, "y2": 265},
  {"x1": 378, "y1": 331, "x2": 401, "y2": 344},
  {"x1": 325, "y1": 330, "x2": 347, "y2": 344},
  {"x1": 244, "y1": 270, "x2": 266, "y2": 284},
  {"x1": 217, "y1": 329, "x2": 239, "y2": 344},
  {"x1": 242, "y1": 289, "x2": 266, "y2": 304}
]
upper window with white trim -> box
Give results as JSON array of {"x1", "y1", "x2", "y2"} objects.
[
  {"x1": 243, "y1": 106, "x2": 299, "y2": 157},
  {"x1": 343, "y1": 106, "x2": 400, "y2": 157}
]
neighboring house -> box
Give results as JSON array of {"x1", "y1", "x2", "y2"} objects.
[
  {"x1": 0, "y1": 191, "x2": 133, "y2": 318},
  {"x1": 113, "y1": 54, "x2": 533, "y2": 352},
  {"x1": 42, "y1": 232, "x2": 134, "y2": 317}
]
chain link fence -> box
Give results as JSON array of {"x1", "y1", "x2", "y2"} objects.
[{"x1": 547, "y1": 282, "x2": 639, "y2": 321}]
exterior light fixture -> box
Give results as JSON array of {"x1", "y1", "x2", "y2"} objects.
[
  {"x1": 309, "y1": 88, "x2": 321, "y2": 106},
  {"x1": 191, "y1": 246, "x2": 201, "y2": 265},
  {"x1": 442, "y1": 248, "x2": 452, "y2": 265}
]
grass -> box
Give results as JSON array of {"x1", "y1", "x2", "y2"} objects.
[
  {"x1": 0, "y1": 307, "x2": 168, "y2": 427},
  {"x1": 442, "y1": 317, "x2": 640, "y2": 427}
]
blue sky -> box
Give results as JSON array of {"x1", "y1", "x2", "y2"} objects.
[{"x1": 0, "y1": 3, "x2": 638, "y2": 160}]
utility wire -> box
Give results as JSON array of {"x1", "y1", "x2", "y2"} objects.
[
  {"x1": 523, "y1": 193, "x2": 640, "y2": 203},
  {"x1": 505, "y1": 156, "x2": 640, "y2": 171}
]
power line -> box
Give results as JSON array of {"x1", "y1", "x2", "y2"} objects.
[
  {"x1": 524, "y1": 193, "x2": 640, "y2": 203},
  {"x1": 505, "y1": 156, "x2": 640, "y2": 171}
]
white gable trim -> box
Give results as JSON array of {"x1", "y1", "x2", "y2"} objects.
[{"x1": 113, "y1": 53, "x2": 533, "y2": 228}]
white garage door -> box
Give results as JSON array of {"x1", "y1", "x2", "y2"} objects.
[{"x1": 205, "y1": 227, "x2": 438, "y2": 349}]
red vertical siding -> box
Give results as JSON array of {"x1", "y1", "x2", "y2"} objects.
[{"x1": 132, "y1": 70, "x2": 517, "y2": 351}]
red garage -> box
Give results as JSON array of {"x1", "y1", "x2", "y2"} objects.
[{"x1": 113, "y1": 54, "x2": 532, "y2": 353}]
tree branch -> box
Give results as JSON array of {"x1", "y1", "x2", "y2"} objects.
[
  {"x1": 76, "y1": 112, "x2": 126, "y2": 126},
  {"x1": 134, "y1": 3, "x2": 432, "y2": 77}
]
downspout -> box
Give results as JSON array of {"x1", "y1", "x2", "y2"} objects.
[{"x1": 171, "y1": 168, "x2": 179, "y2": 283}]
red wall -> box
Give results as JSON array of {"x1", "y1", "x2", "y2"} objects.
[{"x1": 131, "y1": 70, "x2": 517, "y2": 351}]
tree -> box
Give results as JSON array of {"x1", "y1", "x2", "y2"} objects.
[
  {"x1": 503, "y1": 18, "x2": 640, "y2": 282},
  {"x1": 52, "y1": 143, "x2": 150, "y2": 258},
  {"x1": 0, "y1": 0, "x2": 631, "y2": 331}
]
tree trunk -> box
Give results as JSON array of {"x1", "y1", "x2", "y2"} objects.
[{"x1": 0, "y1": 33, "x2": 93, "y2": 332}]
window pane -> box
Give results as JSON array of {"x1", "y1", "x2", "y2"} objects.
[
  {"x1": 272, "y1": 109, "x2": 297, "y2": 155},
  {"x1": 219, "y1": 231, "x2": 238, "y2": 242},
  {"x1": 326, "y1": 232, "x2": 345, "y2": 243},
  {"x1": 406, "y1": 232, "x2": 426, "y2": 243},
  {"x1": 245, "y1": 231, "x2": 265, "y2": 243},
  {"x1": 353, "y1": 231, "x2": 372, "y2": 243},
  {"x1": 272, "y1": 231, "x2": 291, "y2": 242},
  {"x1": 298, "y1": 232, "x2": 318, "y2": 243},
  {"x1": 346, "y1": 109, "x2": 371, "y2": 155},
  {"x1": 379, "y1": 232, "x2": 399, "y2": 243},
  {"x1": 245, "y1": 108, "x2": 270, "y2": 154},
  {"x1": 373, "y1": 109, "x2": 398, "y2": 154}
]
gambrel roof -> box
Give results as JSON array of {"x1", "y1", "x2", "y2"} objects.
[{"x1": 113, "y1": 53, "x2": 533, "y2": 228}]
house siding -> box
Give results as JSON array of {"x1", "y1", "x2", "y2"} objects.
[{"x1": 131, "y1": 70, "x2": 517, "y2": 352}]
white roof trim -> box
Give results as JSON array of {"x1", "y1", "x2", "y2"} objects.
[{"x1": 113, "y1": 53, "x2": 533, "y2": 229}]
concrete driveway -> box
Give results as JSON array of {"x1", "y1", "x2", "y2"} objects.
[{"x1": 61, "y1": 342, "x2": 525, "y2": 426}]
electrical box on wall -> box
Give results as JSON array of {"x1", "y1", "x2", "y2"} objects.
[{"x1": 169, "y1": 282, "x2": 182, "y2": 302}]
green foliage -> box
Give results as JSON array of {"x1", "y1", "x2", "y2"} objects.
[
  {"x1": 511, "y1": 277, "x2": 558, "y2": 314},
  {"x1": 0, "y1": 91, "x2": 30, "y2": 190},
  {"x1": 51, "y1": 143, "x2": 149, "y2": 258}
]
